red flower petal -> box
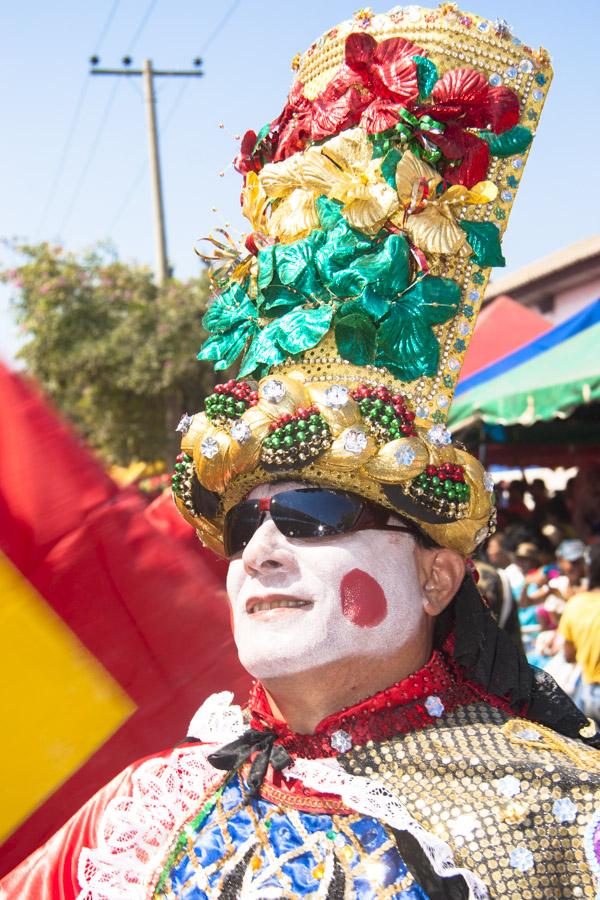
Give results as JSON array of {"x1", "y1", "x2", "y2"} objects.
[
  {"x1": 373, "y1": 35, "x2": 426, "y2": 65},
  {"x1": 373, "y1": 54, "x2": 420, "y2": 103},
  {"x1": 286, "y1": 79, "x2": 312, "y2": 114},
  {"x1": 311, "y1": 80, "x2": 368, "y2": 140},
  {"x1": 429, "y1": 67, "x2": 489, "y2": 125},
  {"x1": 425, "y1": 124, "x2": 490, "y2": 187},
  {"x1": 444, "y1": 140, "x2": 489, "y2": 187},
  {"x1": 345, "y1": 32, "x2": 377, "y2": 72},
  {"x1": 274, "y1": 118, "x2": 312, "y2": 161},
  {"x1": 361, "y1": 99, "x2": 402, "y2": 134},
  {"x1": 431, "y1": 128, "x2": 490, "y2": 188},
  {"x1": 482, "y1": 85, "x2": 520, "y2": 134},
  {"x1": 234, "y1": 130, "x2": 262, "y2": 174}
]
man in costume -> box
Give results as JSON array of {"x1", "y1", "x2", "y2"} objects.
[{"x1": 3, "y1": 5, "x2": 600, "y2": 898}]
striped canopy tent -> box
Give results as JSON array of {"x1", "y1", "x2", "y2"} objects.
[{"x1": 449, "y1": 299, "x2": 600, "y2": 466}]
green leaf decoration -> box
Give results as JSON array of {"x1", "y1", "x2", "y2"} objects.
[
  {"x1": 459, "y1": 221, "x2": 506, "y2": 268},
  {"x1": 413, "y1": 55, "x2": 439, "y2": 100},
  {"x1": 275, "y1": 305, "x2": 334, "y2": 354},
  {"x1": 239, "y1": 306, "x2": 334, "y2": 376},
  {"x1": 201, "y1": 282, "x2": 256, "y2": 333},
  {"x1": 375, "y1": 275, "x2": 460, "y2": 381},
  {"x1": 334, "y1": 301, "x2": 377, "y2": 365},
  {"x1": 381, "y1": 148, "x2": 402, "y2": 188},
  {"x1": 352, "y1": 234, "x2": 410, "y2": 314},
  {"x1": 478, "y1": 125, "x2": 533, "y2": 158},
  {"x1": 402, "y1": 276, "x2": 462, "y2": 325},
  {"x1": 257, "y1": 246, "x2": 274, "y2": 291},
  {"x1": 253, "y1": 122, "x2": 271, "y2": 154},
  {"x1": 315, "y1": 196, "x2": 345, "y2": 231},
  {"x1": 198, "y1": 283, "x2": 258, "y2": 370},
  {"x1": 198, "y1": 328, "x2": 254, "y2": 371},
  {"x1": 239, "y1": 320, "x2": 286, "y2": 376}
]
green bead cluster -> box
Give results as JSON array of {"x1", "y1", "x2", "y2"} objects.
[
  {"x1": 352, "y1": 386, "x2": 416, "y2": 445},
  {"x1": 411, "y1": 464, "x2": 471, "y2": 513},
  {"x1": 261, "y1": 409, "x2": 331, "y2": 469},
  {"x1": 171, "y1": 452, "x2": 194, "y2": 510},
  {"x1": 204, "y1": 392, "x2": 249, "y2": 424}
]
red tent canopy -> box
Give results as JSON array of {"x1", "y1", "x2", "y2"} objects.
[{"x1": 460, "y1": 295, "x2": 551, "y2": 381}]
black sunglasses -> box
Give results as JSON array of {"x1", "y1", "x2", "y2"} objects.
[{"x1": 223, "y1": 487, "x2": 418, "y2": 558}]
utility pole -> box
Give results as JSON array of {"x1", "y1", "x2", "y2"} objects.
[{"x1": 90, "y1": 56, "x2": 204, "y2": 284}]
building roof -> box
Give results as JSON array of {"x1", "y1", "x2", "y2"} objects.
[
  {"x1": 485, "y1": 234, "x2": 600, "y2": 304},
  {"x1": 460, "y1": 295, "x2": 551, "y2": 382}
]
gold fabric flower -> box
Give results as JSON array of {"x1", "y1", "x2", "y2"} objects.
[
  {"x1": 393, "y1": 150, "x2": 497, "y2": 255},
  {"x1": 256, "y1": 127, "x2": 399, "y2": 242}
]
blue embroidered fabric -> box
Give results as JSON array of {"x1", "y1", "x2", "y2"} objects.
[{"x1": 159, "y1": 773, "x2": 429, "y2": 898}]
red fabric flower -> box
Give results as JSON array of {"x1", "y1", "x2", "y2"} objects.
[
  {"x1": 234, "y1": 127, "x2": 279, "y2": 175},
  {"x1": 234, "y1": 130, "x2": 262, "y2": 175},
  {"x1": 272, "y1": 80, "x2": 315, "y2": 162},
  {"x1": 415, "y1": 67, "x2": 520, "y2": 186},
  {"x1": 311, "y1": 32, "x2": 425, "y2": 139}
]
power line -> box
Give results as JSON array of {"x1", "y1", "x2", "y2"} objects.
[
  {"x1": 36, "y1": 0, "x2": 122, "y2": 236},
  {"x1": 55, "y1": 0, "x2": 162, "y2": 237},
  {"x1": 57, "y1": 79, "x2": 121, "y2": 234},
  {"x1": 107, "y1": 0, "x2": 243, "y2": 234},
  {"x1": 127, "y1": 0, "x2": 160, "y2": 52},
  {"x1": 95, "y1": 0, "x2": 121, "y2": 51},
  {"x1": 199, "y1": 0, "x2": 242, "y2": 54}
]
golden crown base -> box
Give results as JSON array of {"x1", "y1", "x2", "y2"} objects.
[{"x1": 175, "y1": 368, "x2": 493, "y2": 558}]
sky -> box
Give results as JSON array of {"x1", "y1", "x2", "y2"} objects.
[{"x1": 2, "y1": 0, "x2": 600, "y2": 364}]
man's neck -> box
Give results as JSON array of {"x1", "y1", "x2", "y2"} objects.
[{"x1": 261, "y1": 638, "x2": 433, "y2": 734}]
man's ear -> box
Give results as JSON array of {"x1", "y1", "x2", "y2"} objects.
[{"x1": 416, "y1": 546, "x2": 465, "y2": 617}]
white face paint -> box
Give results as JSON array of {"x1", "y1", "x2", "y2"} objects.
[{"x1": 226, "y1": 482, "x2": 428, "y2": 679}]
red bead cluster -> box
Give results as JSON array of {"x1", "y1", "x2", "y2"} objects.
[
  {"x1": 212, "y1": 380, "x2": 258, "y2": 404},
  {"x1": 425, "y1": 463, "x2": 465, "y2": 482},
  {"x1": 269, "y1": 405, "x2": 320, "y2": 432}
]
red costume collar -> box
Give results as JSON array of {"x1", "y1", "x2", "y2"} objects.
[{"x1": 247, "y1": 642, "x2": 512, "y2": 759}]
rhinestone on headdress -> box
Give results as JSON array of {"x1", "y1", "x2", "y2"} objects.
[
  {"x1": 323, "y1": 385, "x2": 349, "y2": 408},
  {"x1": 496, "y1": 775, "x2": 521, "y2": 798},
  {"x1": 262, "y1": 379, "x2": 286, "y2": 403},
  {"x1": 230, "y1": 419, "x2": 251, "y2": 444},
  {"x1": 201, "y1": 437, "x2": 220, "y2": 459},
  {"x1": 343, "y1": 429, "x2": 368, "y2": 454},
  {"x1": 483, "y1": 472, "x2": 495, "y2": 493},
  {"x1": 427, "y1": 424, "x2": 452, "y2": 447},
  {"x1": 424, "y1": 695, "x2": 445, "y2": 717},
  {"x1": 176, "y1": 413, "x2": 193, "y2": 434},
  {"x1": 395, "y1": 446, "x2": 416, "y2": 467}
]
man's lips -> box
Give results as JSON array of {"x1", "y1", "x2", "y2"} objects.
[{"x1": 245, "y1": 595, "x2": 313, "y2": 615}]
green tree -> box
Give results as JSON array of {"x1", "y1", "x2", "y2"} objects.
[{"x1": 2, "y1": 242, "x2": 216, "y2": 465}]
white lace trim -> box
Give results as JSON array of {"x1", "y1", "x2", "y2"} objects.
[
  {"x1": 76, "y1": 746, "x2": 222, "y2": 900},
  {"x1": 76, "y1": 691, "x2": 245, "y2": 900},
  {"x1": 284, "y1": 757, "x2": 490, "y2": 900},
  {"x1": 77, "y1": 693, "x2": 488, "y2": 899},
  {"x1": 186, "y1": 690, "x2": 245, "y2": 744}
]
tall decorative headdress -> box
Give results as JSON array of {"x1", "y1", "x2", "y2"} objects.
[{"x1": 172, "y1": 3, "x2": 552, "y2": 557}]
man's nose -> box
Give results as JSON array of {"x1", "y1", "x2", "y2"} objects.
[{"x1": 241, "y1": 518, "x2": 295, "y2": 577}]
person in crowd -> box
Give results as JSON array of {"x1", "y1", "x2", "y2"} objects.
[
  {"x1": 529, "y1": 477, "x2": 549, "y2": 526},
  {"x1": 474, "y1": 560, "x2": 523, "y2": 649},
  {"x1": 559, "y1": 544, "x2": 600, "y2": 722}
]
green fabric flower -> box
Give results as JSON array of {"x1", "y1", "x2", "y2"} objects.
[
  {"x1": 375, "y1": 276, "x2": 461, "y2": 380},
  {"x1": 197, "y1": 282, "x2": 258, "y2": 370},
  {"x1": 198, "y1": 197, "x2": 462, "y2": 382}
]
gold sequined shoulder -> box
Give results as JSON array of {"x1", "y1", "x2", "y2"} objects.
[{"x1": 343, "y1": 703, "x2": 600, "y2": 898}]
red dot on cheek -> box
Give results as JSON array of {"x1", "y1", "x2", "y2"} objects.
[{"x1": 340, "y1": 568, "x2": 388, "y2": 628}]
